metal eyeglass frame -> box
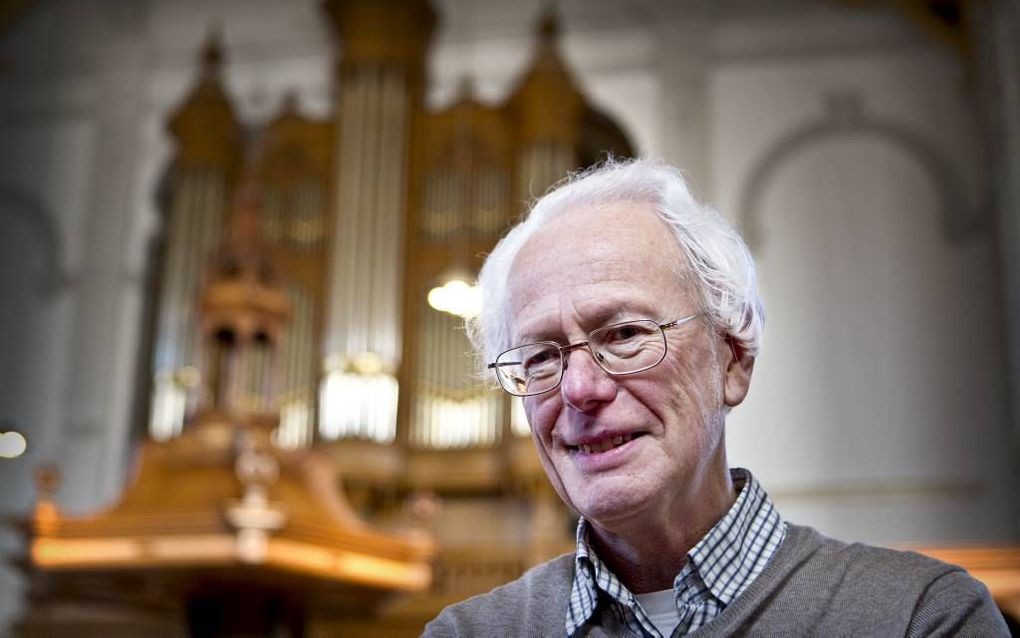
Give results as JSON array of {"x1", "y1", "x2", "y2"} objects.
[{"x1": 487, "y1": 313, "x2": 703, "y2": 397}]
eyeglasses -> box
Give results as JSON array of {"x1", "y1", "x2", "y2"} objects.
[{"x1": 488, "y1": 314, "x2": 702, "y2": 397}]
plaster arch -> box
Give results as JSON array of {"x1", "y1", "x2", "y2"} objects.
[{"x1": 738, "y1": 93, "x2": 982, "y2": 252}]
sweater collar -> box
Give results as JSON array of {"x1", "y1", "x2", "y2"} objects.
[{"x1": 566, "y1": 468, "x2": 786, "y2": 637}]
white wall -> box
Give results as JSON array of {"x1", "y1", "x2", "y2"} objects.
[{"x1": 704, "y1": 13, "x2": 1013, "y2": 544}]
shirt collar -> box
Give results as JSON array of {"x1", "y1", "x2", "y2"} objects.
[
  {"x1": 683, "y1": 468, "x2": 783, "y2": 605},
  {"x1": 566, "y1": 468, "x2": 786, "y2": 636}
]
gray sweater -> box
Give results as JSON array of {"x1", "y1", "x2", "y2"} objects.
[{"x1": 425, "y1": 524, "x2": 1009, "y2": 637}]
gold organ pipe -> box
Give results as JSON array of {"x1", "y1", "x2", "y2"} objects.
[
  {"x1": 313, "y1": 183, "x2": 322, "y2": 247},
  {"x1": 335, "y1": 66, "x2": 365, "y2": 358},
  {"x1": 374, "y1": 67, "x2": 393, "y2": 345},
  {"x1": 368, "y1": 65, "x2": 389, "y2": 365},
  {"x1": 447, "y1": 170, "x2": 455, "y2": 239},
  {"x1": 460, "y1": 169, "x2": 469, "y2": 239},
  {"x1": 297, "y1": 288, "x2": 314, "y2": 444},
  {"x1": 441, "y1": 170, "x2": 449, "y2": 239},
  {"x1": 352, "y1": 65, "x2": 373, "y2": 359},
  {"x1": 375, "y1": 68, "x2": 407, "y2": 368},
  {"x1": 371, "y1": 67, "x2": 388, "y2": 349},
  {"x1": 434, "y1": 171, "x2": 442, "y2": 240},
  {"x1": 293, "y1": 181, "x2": 303, "y2": 247},
  {"x1": 441, "y1": 171, "x2": 449, "y2": 240},
  {"x1": 298, "y1": 185, "x2": 307, "y2": 248},
  {"x1": 154, "y1": 176, "x2": 188, "y2": 376},
  {"x1": 330, "y1": 76, "x2": 353, "y2": 359},
  {"x1": 291, "y1": 288, "x2": 302, "y2": 394},
  {"x1": 176, "y1": 174, "x2": 201, "y2": 369}
]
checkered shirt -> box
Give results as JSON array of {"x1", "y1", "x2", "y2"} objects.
[{"x1": 566, "y1": 468, "x2": 786, "y2": 637}]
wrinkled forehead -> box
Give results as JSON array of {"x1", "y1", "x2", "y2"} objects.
[{"x1": 504, "y1": 202, "x2": 696, "y2": 338}]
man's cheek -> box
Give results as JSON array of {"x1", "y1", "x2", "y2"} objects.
[{"x1": 525, "y1": 399, "x2": 556, "y2": 440}]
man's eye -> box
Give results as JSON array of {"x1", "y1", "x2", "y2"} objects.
[
  {"x1": 525, "y1": 350, "x2": 552, "y2": 366},
  {"x1": 605, "y1": 325, "x2": 643, "y2": 343},
  {"x1": 523, "y1": 349, "x2": 557, "y2": 373}
]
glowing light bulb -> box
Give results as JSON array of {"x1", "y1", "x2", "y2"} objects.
[
  {"x1": 0, "y1": 431, "x2": 27, "y2": 459},
  {"x1": 427, "y1": 278, "x2": 482, "y2": 319}
]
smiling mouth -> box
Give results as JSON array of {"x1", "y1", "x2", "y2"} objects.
[{"x1": 576, "y1": 433, "x2": 640, "y2": 455}]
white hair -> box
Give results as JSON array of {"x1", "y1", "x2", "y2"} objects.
[{"x1": 468, "y1": 157, "x2": 764, "y2": 371}]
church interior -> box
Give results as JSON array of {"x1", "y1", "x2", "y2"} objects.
[{"x1": 0, "y1": 0, "x2": 1018, "y2": 635}]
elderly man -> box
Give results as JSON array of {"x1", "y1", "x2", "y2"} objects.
[{"x1": 425, "y1": 159, "x2": 1007, "y2": 636}]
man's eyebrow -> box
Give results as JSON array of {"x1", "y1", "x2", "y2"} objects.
[
  {"x1": 514, "y1": 324, "x2": 558, "y2": 345},
  {"x1": 580, "y1": 301, "x2": 654, "y2": 326},
  {"x1": 514, "y1": 301, "x2": 657, "y2": 344}
]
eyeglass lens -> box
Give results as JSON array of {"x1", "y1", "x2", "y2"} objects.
[{"x1": 493, "y1": 319, "x2": 668, "y2": 396}]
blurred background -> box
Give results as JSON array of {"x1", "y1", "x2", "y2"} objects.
[{"x1": 0, "y1": 0, "x2": 1017, "y2": 635}]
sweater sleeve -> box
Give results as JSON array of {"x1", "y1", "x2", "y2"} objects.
[
  {"x1": 423, "y1": 554, "x2": 576, "y2": 637},
  {"x1": 423, "y1": 591, "x2": 523, "y2": 637},
  {"x1": 906, "y1": 569, "x2": 1010, "y2": 637},
  {"x1": 423, "y1": 605, "x2": 471, "y2": 637}
]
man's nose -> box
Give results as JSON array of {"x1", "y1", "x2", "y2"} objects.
[{"x1": 560, "y1": 347, "x2": 617, "y2": 412}]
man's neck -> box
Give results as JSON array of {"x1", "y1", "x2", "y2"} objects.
[{"x1": 587, "y1": 467, "x2": 738, "y2": 594}]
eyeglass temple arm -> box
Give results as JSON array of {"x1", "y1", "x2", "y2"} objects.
[
  {"x1": 487, "y1": 361, "x2": 521, "y2": 369},
  {"x1": 660, "y1": 313, "x2": 701, "y2": 331}
]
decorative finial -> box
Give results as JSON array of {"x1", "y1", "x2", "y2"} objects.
[
  {"x1": 537, "y1": 2, "x2": 560, "y2": 44},
  {"x1": 455, "y1": 75, "x2": 476, "y2": 102},
  {"x1": 226, "y1": 429, "x2": 285, "y2": 563},
  {"x1": 34, "y1": 464, "x2": 61, "y2": 533},
  {"x1": 35, "y1": 464, "x2": 60, "y2": 500},
  {"x1": 280, "y1": 90, "x2": 300, "y2": 114},
  {"x1": 200, "y1": 25, "x2": 225, "y2": 78}
]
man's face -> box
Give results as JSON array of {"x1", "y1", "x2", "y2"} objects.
[{"x1": 506, "y1": 202, "x2": 749, "y2": 528}]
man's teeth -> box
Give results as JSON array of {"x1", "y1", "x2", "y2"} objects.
[{"x1": 578, "y1": 433, "x2": 633, "y2": 454}]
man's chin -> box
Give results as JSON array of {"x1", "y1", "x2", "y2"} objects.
[{"x1": 571, "y1": 481, "x2": 656, "y2": 527}]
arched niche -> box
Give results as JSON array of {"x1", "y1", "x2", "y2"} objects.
[
  {"x1": 738, "y1": 93, "x2": 984, "y2": 252},
  {"x1": 726, "y1": 110, "x2": 1011, "y2": 544}
]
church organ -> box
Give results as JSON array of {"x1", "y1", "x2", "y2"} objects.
[{"x1": 21, "y1": 1, "x2": 634, "y2": 634}]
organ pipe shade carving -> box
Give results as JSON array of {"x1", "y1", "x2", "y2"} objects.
[
  {"x1": 420, "y1": 166, "x2": 509, "y2": 242},
  {"x1": 516, "y1": 141, "x2": 576, "y2": 201},
  {"x1": 261, "y1": 178, "x2": 328, "y2": 252}
]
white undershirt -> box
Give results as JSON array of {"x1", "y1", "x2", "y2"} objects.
[{"x1": 634, "y1": 588, "x2": 682, "y2": 638}]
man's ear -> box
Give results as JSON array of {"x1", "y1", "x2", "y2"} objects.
[{"x1": 723, "y1": 337, "x2": 755, "y2": 407}]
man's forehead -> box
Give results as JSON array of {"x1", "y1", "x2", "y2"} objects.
[
  {"x1": 512, "y1": 201, "x2": 668, "y2": 265},
  {"x1": 504, "y1": 202, "x2": 695, "y2": 338},
  {"x1": 509, "y1": 293, "x2": 663, "y2": 339}
]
